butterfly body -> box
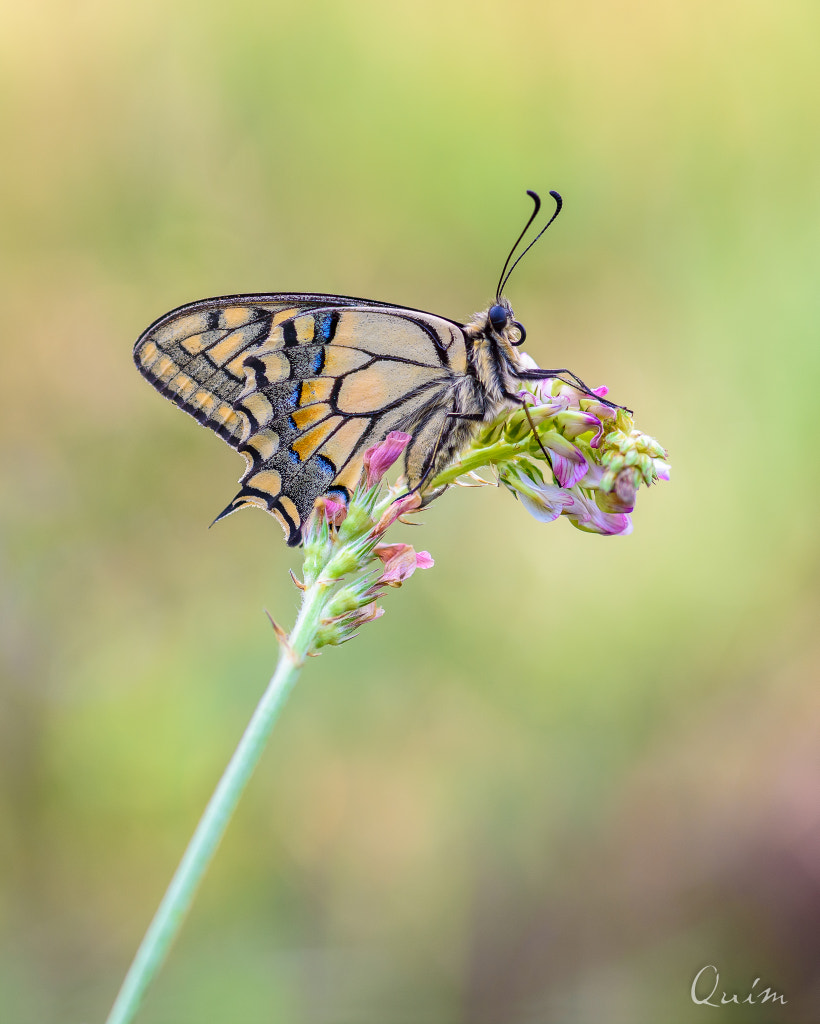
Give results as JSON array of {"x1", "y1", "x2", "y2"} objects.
[{"x1": 134, "y1": 291, "x2": 535, "y2": 544}]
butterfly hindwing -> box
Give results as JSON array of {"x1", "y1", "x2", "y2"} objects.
[{"x1": 134, "y1": 294, "x2": 475, "y2": 545}]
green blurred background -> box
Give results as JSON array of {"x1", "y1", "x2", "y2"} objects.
[{"x1": 2, "y1": 0, "x2": 819, "y2": 1021}]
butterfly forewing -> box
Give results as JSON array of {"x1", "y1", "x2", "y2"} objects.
[
  {"x1": 134, "y1": 295, "x2": 363, "y2": 446},
  {"x1": 134, "y1": 293, "x2": 473, "y2": 544}
]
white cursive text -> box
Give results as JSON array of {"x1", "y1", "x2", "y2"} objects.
[{"x1": 691, "y1": 965, "x2": 787, "y2": 1006}]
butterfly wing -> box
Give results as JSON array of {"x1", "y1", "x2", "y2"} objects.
[
  {"x1": 134, "y1": 293, "x2": 474, "y2": 544},
  {"x1": 134, "y1": 293, "x2": 373, "y2": 446}
]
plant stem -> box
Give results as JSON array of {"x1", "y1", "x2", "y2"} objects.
[
  {"x1": 104, "y1": 580, "x2": 329, "y2": 1024},
  {"x1": 430, "y1": 439, "x2": 525, "y2": 489}
]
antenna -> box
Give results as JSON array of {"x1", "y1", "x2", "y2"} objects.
[
  {"x1": 495, "y1": 190, "x2": 542, "y2": 301},
  {"x1": 496, "y1": 189, "x2": 563, "y2": 299}
]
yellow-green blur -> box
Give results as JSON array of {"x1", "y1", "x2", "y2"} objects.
[{"x1": 1, "y1": 1, "x2": 817, "y2": 1021}]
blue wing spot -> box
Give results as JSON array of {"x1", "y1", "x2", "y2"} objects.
[
  {"x1": 316, "y1": 454, "x2": 335, "y2": 477},
  {"x1": 286, "y1": 448, "x2": 302, "y2": 465},
  {"x1": 327, "y1": 485, "x2": 349, "y2": 505},
  {"x1": 315, "y1": 311, "x2": 339, "y2": 344},
  {"x1": 311, "y1": 349, "x2": 324, "y2": 374},
  {"x1": 316, "y1": 315, "x2": 331, "y2": 341}
]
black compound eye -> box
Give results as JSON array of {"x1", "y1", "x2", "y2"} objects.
[{"x1": 488, "y1": 304, "x2": 509, "y2": 331}]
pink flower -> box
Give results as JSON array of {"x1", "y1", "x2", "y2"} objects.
[
  {"x1": 371, "y1": 491, "x2": 423, "y2": 537},
  {"x1": 515, "y1": 370, "x2": 612, "y2": 444},
  {"x1": 539, "y1": 431, "x2": 590, "y2": 488},
  {"x1": 517, "y1": 390, "x2": 568, "y2": 414},
  {"x1": 501, "y1": 467, "x2": 574, "y2": 523},
  {"x1": 519, "y1": 482, "x2": 576, "y2": 523},
  {"x1": 502, "y1": 466, "x2": 632, "y2": 535},
  {"x1": 374, "y1": 543, "x2": 435, "y2": 586},
  {"x1": 550, "y1": 382, "x2": 614, "y2": 424},
  {"x1": 363, "y1": 431, "x2": 412, "y2": 488},
  {"x1": 554, "y1": 409, "x2": 605, "y2": 447},
  {"x1": 313, "y1": 495, "x2": 348, "y2": 527},
  {"x1": 562, "y1": 490, "x2": 632, "y2": 535}
]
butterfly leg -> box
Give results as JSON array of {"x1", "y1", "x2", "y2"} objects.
[
  {"x1": 513, "y1": 368, "x2": 632, "y2": 414},
  {"x1": 399, "y1": 401, "x2": 475, "y2": 501},
  {"x1": 404, "y1": 425, "x2": 455, "y2": 497},
  {"x1": 499, "y1": 390, "x2": 557, "y2": 466},
  {"x1": 514, "y1": 366, "x2": 593, "y2": 391}
]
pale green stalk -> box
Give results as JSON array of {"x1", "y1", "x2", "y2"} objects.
[
  {"x1": 104, "y1": 580, "x2": 329, "y2": 1024},
  {"x1": 103, "y1": 486, "x2": 402, "y2": 1024}
]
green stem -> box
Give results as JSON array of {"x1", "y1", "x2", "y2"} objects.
[
  {"x1": 104, "y1": 580, "x2": 329, "y2": 1024},
  {"x1": 430, "y1": 438, "x2": 527, "y2": 489}
]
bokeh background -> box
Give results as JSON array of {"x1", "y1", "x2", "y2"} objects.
[{"x1": 2, "y1": 1, "x2": 819, "y2": 1021}]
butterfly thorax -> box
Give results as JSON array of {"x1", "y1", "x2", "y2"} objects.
[{"x1": 463, "y1": 302, "x2": 528, "y2": 418}]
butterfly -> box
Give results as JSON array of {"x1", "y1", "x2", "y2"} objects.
[{"x1": 134, "y1": 191, "x2": 620, "y2": 545}]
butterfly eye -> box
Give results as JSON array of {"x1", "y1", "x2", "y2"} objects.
[
  {"x1": 488, "y1": 304, "x2": 509, "y2": 331},
  {"x1": 511, "y1": 320, "x2": 527, "y2": 346}
]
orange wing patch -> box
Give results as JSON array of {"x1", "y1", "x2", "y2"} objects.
[
  {"x1": 270, "y1": 307, "x2": 302, "y2": 328},
  {"x1": 151, "y1": 311, "x2": 211, "y2": 348},
  {"x1": 330, "y1": 455, "x2": 368, "y2": 495},
  {"x1": 207, "y1": 331, "x2": 257, "y2": 367},
  {"x1": 318, "y1": 417, "x2": 370, "y2": 468},
  {"x1": 300, "y1": 377, "x2": 334, "y2": 406},
  {"x1": 292, "y1": 314, "x2": 316, "y2": 343},
  {"x1": 291, "y1": 403, "x2": 332, "y2": 431},
  {"x1": 245, "y1": 468, "x2": 282, "y2": 497},
  {"x1": 180, "y1": 334, "x2": 206, "y2": 355},
  {"x1": 291, "y1": 417, "x2": 344, "y2": 462},
  {"x1": 221, "y1": 306, "x2": 257, "y2": 329}
]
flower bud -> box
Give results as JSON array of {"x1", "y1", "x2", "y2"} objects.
[
  {"x1": 363, "y1": 432, "x2": 412, "y2": 487},
  {"x1": 371, "y1": 492, "x2": 423, "y2": 537}
]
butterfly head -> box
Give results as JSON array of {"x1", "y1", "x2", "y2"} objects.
[{"x1": 486, "y1": 301, "x2": 527, "y2": 348}]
